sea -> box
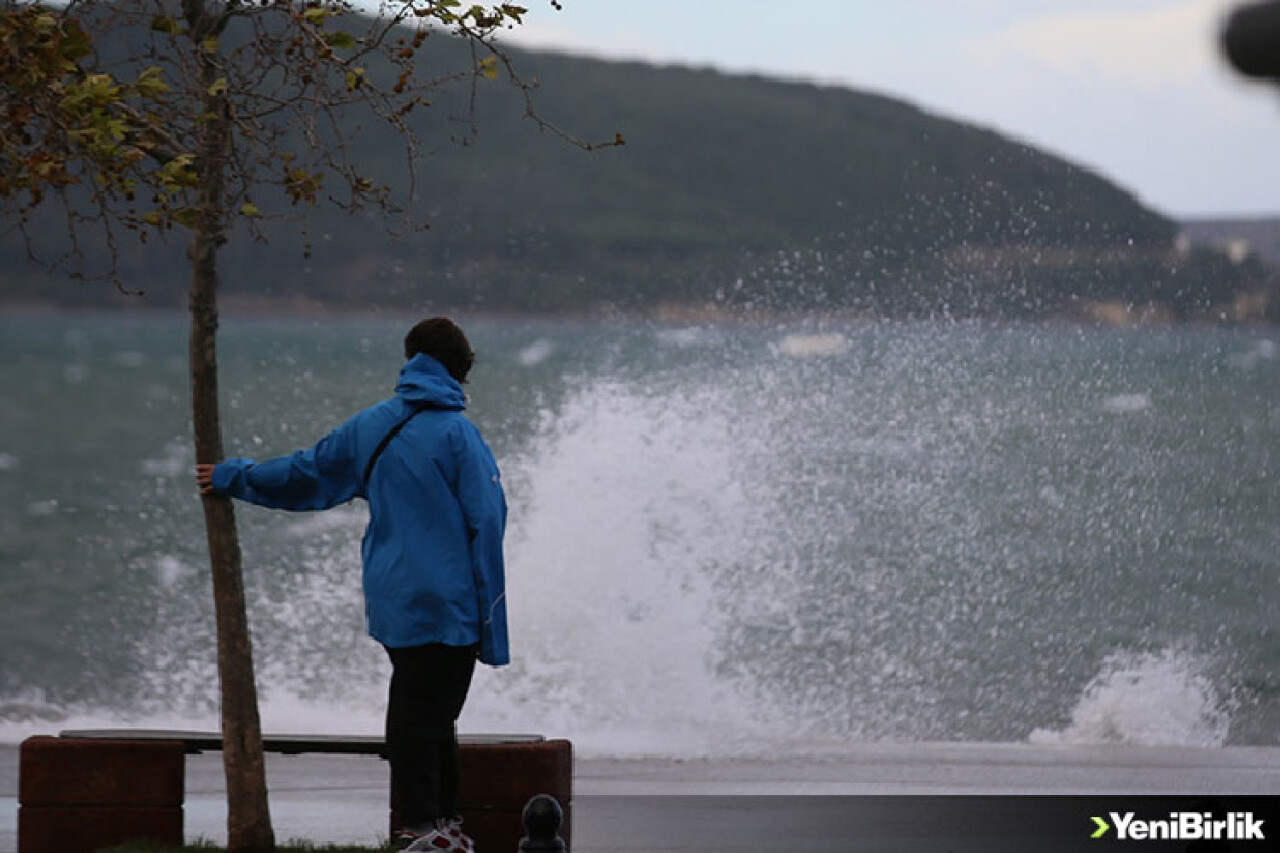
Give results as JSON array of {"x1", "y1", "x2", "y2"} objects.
[{"x1": 1, "y1": 311, "x2": 1278, "y2": 760}]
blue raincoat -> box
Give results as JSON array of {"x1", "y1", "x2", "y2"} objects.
[{"x1": 210, "y1": 354, "x2": 509, "y2": 666}]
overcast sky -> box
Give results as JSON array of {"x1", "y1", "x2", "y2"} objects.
[{"x1": 494, "y1": 0, "x2": 1280, "y2": 219}]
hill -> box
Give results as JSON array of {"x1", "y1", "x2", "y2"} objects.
[{"x1": 2, "y1": 20, "x2": 1277, "y2": 321}]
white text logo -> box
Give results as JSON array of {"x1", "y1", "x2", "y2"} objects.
[{"x1": 1091, "y1": 811, "x2": 1266, "y2": 842}]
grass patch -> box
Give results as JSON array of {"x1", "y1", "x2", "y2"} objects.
[{"x1": 99, "y1": 840, "x2": 389, "y2": 853}]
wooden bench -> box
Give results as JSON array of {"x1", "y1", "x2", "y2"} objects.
[{"x1": 18, "y1": 729, "x2": 572, "y2": 853}]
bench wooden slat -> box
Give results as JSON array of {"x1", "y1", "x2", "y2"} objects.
[{"x1": 59, "y1": 728, "x2": 544, "y2": 756}]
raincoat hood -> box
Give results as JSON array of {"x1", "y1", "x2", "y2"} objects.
[{"x1": 396, "y1": 353, "x2": 467, "y2": 410}]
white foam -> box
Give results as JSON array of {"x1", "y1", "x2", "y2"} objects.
[
  {"x1": 1101, "y1": 393, "x2": 1151, "y2": 413},
  {"x1": 0, "y1": 684, "x2": 386, "y2": 746},
  {"x1": 1229, "y1": 338, "x2": 1277, "y2": 369},
  {"x1": 0, "y1": 680, "x2": 223, "y2": 744},
  {"x1": 458, "y1": 378, "x2": 773, "y2": 756},
  {"x1": 25, "y1": 499, "x2": 58, "y2": 517},
  {"x1": 111, "y1": 351, "x2": 148, "y2": 368},
  {"x1": 516, "y1": 339, "x2": 555, "y2": 367},
  {"x1": 1029, "y1": 647, "x2": 1232, "y2": 748},
  {"x1": 280, "y1": 503, "x2": 367, "y2": 538},
  {"x1": 773, "y1": 332, "x2": 849, "y2": 357},
  {"x1": 154, "y1": 555, "x2": 193, "y2": 589},
  {"x1": 255, "y1": 685, "x2": 384, "y2": 736},
  {"x1": 655, "y1": 327, "x2": 720, "y2": 348},
  {"x1": 0, "y1": 689, "x2": 66, "y2": 730},
  {"x1": 139, "y1": 439, "x2": 189, "y2": 478}
]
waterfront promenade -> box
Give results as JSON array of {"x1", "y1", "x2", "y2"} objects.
[{"x1": 4, "y1": 741, "x2": 1278, "y2": 851}]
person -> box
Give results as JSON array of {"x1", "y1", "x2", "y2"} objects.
[{"x1": 196, "y1": 317, "x2": 508, "y2": 853}]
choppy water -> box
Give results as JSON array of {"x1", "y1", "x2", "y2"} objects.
[{"x1": 1, "y1": 313, "x2": 1277, "y2": 756}]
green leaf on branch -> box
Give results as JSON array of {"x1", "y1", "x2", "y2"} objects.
[
  {"x1": 239, "y1": 202, "x2": 261, "y2": 218},
  {"x1": 61, "y1": 74, "x2": 122, "y2": 114},
  {"x1": 325, "y1": 30, "x2": 357, "y2": 50},
  {"x1": 171, "y1": 207, "x2": 199, "y2": 228},
  {"x1": 135, "y1": 66, "x2": 170, "y2": 98},
  {"x1": 150, "y1": 16, "x2": 182, "y2": 36},
  {"x1": 207, "y1": 77, "x2": 228, "y2": 97},
  {"x1": 344, "y1": 67, "x2": 365, "y2": 91},
  {"x1": 435, "y1": 0, "x2": 462, "y2": 23},
  {"x1": 159, "y1": 154, "x2": 198, "y2": 191},
  {"x1": 500, "y1": 5, "x2": 528, "y2": 24},
  {"x1": 302, "y1": 8, "x2": 331, "y2": 24},
  {"x1": 30, "y1": 13, "x2": 56, "y2": 34},
  {"x1": 99, "y1": 117, "x2": 127, "y2": 145},
  {"x1": 478, "y1": 55, "x2": 498, "y2": 80},
  {"x1": 284, "y1": 168, "x2": 324, "y2": 204},
  {"x1": 54, "y1": 24, "x2": 93, "y2": 63}
]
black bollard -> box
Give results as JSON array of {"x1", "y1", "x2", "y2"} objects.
[
  {"x1": 1222, "y1": 1, "x2": 1280, "y2": 81},
  {"x1": 517, "y1": 793, "x2": 567, "y2": 853}
]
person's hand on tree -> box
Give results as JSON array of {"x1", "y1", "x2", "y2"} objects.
[{"x1": 195, "y1": 463, "x2": 217, "y2": 496}]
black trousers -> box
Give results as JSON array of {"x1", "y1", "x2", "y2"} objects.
[{"x1": 384, "y1": 642, "x2": 478, "y2": 828}]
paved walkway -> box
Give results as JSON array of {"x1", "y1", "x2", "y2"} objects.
[{"x1": 4, "y1": 741, "x2": 1279, "y2": 851}]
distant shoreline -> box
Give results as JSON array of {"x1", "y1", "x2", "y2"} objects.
[{"x1": 3, "y1": 295, "x2": 1277, "y2": 329}]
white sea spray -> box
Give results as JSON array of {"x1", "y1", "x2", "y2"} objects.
[{"x1": 1029, "y1": 647, "x2": 1233, "y2": 748}]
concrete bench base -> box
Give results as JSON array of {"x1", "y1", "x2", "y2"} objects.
[
  {"x1": 20, "y1": 737, "x2": 185, "y2": 853},
  {"x1": 404, "y1": 739, "x2": 573, "y2": 850},
  {"x1": 18, "y1": 732, "x2": 572, "y2": 853}
]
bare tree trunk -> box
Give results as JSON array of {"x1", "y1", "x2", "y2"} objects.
[
  {"x1": 191, "y1": 263, "x2": 274, "y2": 853},
  {"x1": 187, "y1": 2, "x2": 274, "y2": 850}
]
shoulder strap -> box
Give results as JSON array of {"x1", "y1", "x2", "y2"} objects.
[{"x1": 362, "y1": 405, "x2": 431, "y2": 489}]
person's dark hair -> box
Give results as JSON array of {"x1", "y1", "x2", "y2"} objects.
[{"x1": 404, "y1": 317, "x2": 475, "y2": 383}]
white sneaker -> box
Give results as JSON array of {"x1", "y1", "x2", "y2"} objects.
[
  {"x1": 437, "y1": 817, "x2": 475, "y2": 853},
  {"x1": 400, "y1": 817, "x2": 474, "y2": 852}
]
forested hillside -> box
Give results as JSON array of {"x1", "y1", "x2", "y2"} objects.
[{"x1": 3, "y1": 19, "x2": 1276, "y2": 321}]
